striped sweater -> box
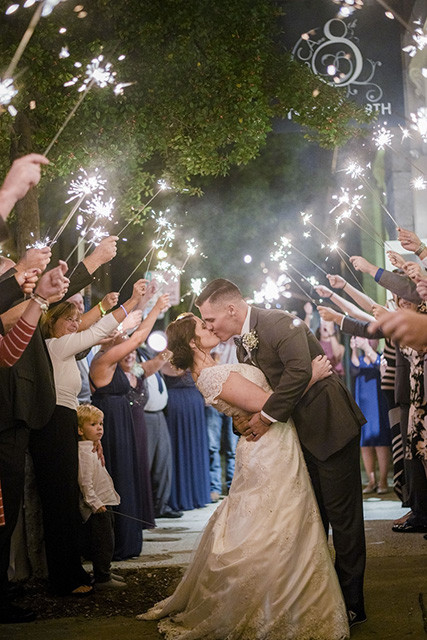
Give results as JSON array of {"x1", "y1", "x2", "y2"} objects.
[{"x1": 0, "y1": 316, "x2": 37, "y2": 368}]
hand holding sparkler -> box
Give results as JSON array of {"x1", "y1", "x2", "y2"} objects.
[
  {"x1": 128, "y1": 279, "x2": 149, "y2": 307},
  {"x1": 416, "y1": 280, "x2": 427, "y2": 302},
  {"x1": 326, "y1": 274, "x2": 347, "y2": 290},
  {"x1": 15, "y1": 246, "x2": 51, "y2": 276},
  {"x1": 317, "y1": 306, "x2": 344, "y2": 325},
  {"x1": 371, "y1": 304, "x2": 389, "y2": 321},
  {"x1": 101, "y1": 291, "x2": 119, "y2": 312},
  {"x1": 314, "y1": 285, "x2": 333, "y2": 300},
  {"x1": 349, "y1": 256, "x2": 378, "y2": 277},
  {"x1": 15, "y1": 268, "x2": 40, "y2": 295},
  {"x1": 38, "y1": 260, "x2": 70, "y2": 303},
  {"x1": 153, "y1": 293, "x2": 171, "y2": 314},
  {"x1": 0, "y1": 154, "x2": 49, "y2": 220},
  {"x1": 387, "y1": 250, "x2": 406, "y2": 270},
  {"x1": 369, "y1": 309, "x2": 427, "y2": 351},
  {"x1": 83, "y1": 235, "x2": 118, "y2": 274},
  {"x1": 397, "y1": 227, "x2": 424, "y2": 254},
  {"x1": 402, "y1": 261, "x2": 425, "y2": 283},
  {"x1": 133, "y1": 279, "x2": 159, "y2": 312},
  {"x1": 120, "y1": 310, "x2": 143, "y2": 333}
]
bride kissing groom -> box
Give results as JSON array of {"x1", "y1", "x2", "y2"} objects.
[{"x1": 138, "y1": 278, "x2": 367, "y2": 640}]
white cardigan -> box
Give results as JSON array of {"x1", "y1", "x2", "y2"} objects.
[{"x1": 46, "y1": 313, "x2": 118, "y2": 410}]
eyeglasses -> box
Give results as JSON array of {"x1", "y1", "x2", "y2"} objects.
[{"x1": 64, "y1": 316, "x2": 81, "y2": 324}]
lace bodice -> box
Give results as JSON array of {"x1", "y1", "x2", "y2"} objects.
[{"x1": 197, "y1": 363, "x2": 271, "y2": 416}]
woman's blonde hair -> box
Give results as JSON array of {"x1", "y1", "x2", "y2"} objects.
[{"x1": 40, "y1": 301, "x2": 80, "y2": 339}]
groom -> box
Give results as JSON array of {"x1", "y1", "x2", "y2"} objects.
[{"x1": 196, "y1": 278, "x2": 367, "y2": 627}]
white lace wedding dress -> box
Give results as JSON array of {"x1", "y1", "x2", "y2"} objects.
[{"x1": 137, "y1": 364, "x2": 349, "y2": 640}]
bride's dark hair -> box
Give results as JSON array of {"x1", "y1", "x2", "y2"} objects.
[{"x1": 166, "y1": 313, "x2": 202, "y2": 371}]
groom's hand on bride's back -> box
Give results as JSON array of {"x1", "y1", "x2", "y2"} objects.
[{"x1": 242, "y1": 412, "x2": 271, "y2": 442}]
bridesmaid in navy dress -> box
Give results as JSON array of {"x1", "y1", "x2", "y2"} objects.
[
  {"x1": 163, "y1": 365, "x2": 211, "y2": 511},
  {"x1": 89, "y1": 293, "x2": 170, "y2": 558},
  {"x1": 120, "y1": 350, "x2": 156, "y2": 529},
  {"x1": 90, "y1": 365, "x2": 142, "y2": 559}
]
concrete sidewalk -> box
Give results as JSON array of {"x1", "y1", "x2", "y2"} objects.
[{"x1": 3, "y1": 494, "x2": 427, "y2": 639}]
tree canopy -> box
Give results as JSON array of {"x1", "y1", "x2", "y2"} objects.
[{"x1": 0, "y1": 0, "x2": 371, "y2": 250}]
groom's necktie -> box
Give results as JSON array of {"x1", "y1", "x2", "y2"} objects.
[{"x1": 234, "y1": 336, "x2": 248, "y2": 363}]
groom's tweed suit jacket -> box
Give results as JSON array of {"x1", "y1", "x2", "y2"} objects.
[{"x1": 239, "y1": 306, "x2": 366, "y2": 461}]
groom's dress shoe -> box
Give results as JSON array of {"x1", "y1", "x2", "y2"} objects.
[
  {"x1": 347, "y1": 610, "x2": 367, "y2": 628},
  {"x1": 392, "y1": 520, "x2": 427, "y2": 533}
]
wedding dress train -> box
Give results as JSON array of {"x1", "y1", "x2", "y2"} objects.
[{"x1": 138, "y1": 364, "x2": 349, "y2": 640}]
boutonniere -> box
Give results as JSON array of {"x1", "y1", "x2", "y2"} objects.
[{"x1": 242, "y1": 330, "x2": 259, "y2": 351}]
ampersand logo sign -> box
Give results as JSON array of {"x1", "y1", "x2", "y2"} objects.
[{"x1": 293, "y1": 18, "x2": 383, "y2": 105}]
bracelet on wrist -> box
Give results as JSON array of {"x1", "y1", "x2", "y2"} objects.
[
  {"x1": 342, "y1": 282, "x2": 347, "y2": 291},
  {"x1": 415, "y1": 242, "x2": 426, "y2": 257},
  {"x1": 120, "y1": 304, "x2": 128, "y2": 317},
  {"x1": 98, "y1": 301, "x2": 106, "y2": 316},
  {"x1": 30, "y1": 292, "x2": 49, "y2": 312}
]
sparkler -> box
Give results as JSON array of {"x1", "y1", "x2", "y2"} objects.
[
  {"x1": 344, "y1": 160, "x2": 399, "y2": 227},
  {"x1": 275, "y1": 264, "x2": 317, "y2": 305},
  {"x1": 411, "y1": 176, "x2": 427, "y2": 191},
  {"x1": 271, "y1": 236, "x2": 329, "y2": 277},
  {"x1": 410, "y1": 107, "x2": 427, "y2": 143},
  {"x1": 44, "y1": 55, "x2": 131, "y2": 156},
  {"x1": 48, "y1": 168, "x2": 106, "y2": 245},
  {"x1": 0, "y1": 79, "x2": 18, "y2": 116},
  {"x1": 188, "y1": 277, "x2": 206, "y2": 311},
  {"x1": 117, "y1": 180, "x2": 172, "y2": 238}
]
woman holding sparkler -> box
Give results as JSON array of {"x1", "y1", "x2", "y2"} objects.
[{"x1": 89, "y1": 293, "x2": 170, "y2": 559}]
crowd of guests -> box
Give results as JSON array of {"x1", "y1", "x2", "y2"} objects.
[
  {"x1": 0, "y1": 155, "x2": 237, "y2": 624},
  {"x1": 1, "y1": 153, "x2": 426, "y2": 624}
]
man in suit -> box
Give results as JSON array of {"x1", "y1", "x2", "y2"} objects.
[{"x1": 196, "y1": 278, "x2": 367, "y2": 627}]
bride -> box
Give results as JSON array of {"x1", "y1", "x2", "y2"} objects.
[{"x1": 137, "y1": 313, "x2": 350, "y2": 640}]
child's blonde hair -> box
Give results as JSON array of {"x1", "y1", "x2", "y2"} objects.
[{"x1": 77, "y1": 404, "x2": 104, "y2": 430}]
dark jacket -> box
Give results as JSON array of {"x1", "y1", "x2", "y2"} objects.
[{"x1": 237, "y1": 306, "x2": 366, "y2": 461}]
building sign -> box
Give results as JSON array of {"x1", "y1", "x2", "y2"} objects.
[
  {"x1": 278, "y1": 0, "x2": 405, "y2": 126},
  {"x1": 146, "y1": 270, "x2": 181, "y2": 307}
]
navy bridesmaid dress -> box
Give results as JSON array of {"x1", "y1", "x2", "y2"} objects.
[
  {"x1": 164, "y1": 371, "x2": 211, "y2": 511},
  {"x1": 91, "y1": 365, "x2": 143, "y2": 560}
]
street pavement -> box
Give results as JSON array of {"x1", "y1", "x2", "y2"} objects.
[{"x1": 3, "y1": 492, "x2": 427, "y2": 639}]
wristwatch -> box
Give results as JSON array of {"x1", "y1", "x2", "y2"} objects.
[{"x1": 415, "y1": 242, "x2": 426, "y2": 257}]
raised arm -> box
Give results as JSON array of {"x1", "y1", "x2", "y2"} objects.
[
  {"x1": 326, "y1": 273, "x2": 375, "y2": 314},
  {"x1": 315, "y1": 284, "x2": 374, "y2": 322},
  {"x1": 91, "y1": 294, "x2": 170, "y2": 369}
]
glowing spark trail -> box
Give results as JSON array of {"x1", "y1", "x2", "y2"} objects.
[
  {"x1": 411, "y1": 176, "x2": 427, "y2": 191},
  {"x1": 44, "y1": 55, "x2": 132, "y2": 156}
]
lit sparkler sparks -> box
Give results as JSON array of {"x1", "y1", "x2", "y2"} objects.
[
  {"x1": 402, "y1": 20, "x2": 427, "y2": 57},
  {"x1": 66, "y1": 168, "x2": 106, "y2": 203},
  {"x1": 49, "y1": 168, "x2": 107, "y2": 245},
  {"x1": 81, "y1": 194, "x2": 115, "y2": 221},
  {"x1": 44, "y1": 54, "x2": 132, "y2": 156},
  {"x1": 411, "y1": 176, "x2": 427, "y2": 191},
  {"x1": 190, "y1": 277, "x2": 206, "y2": 296},
  {"x1": 0, "y1": 78, "x2": 18, "y2": 116},
  {"x1": 271, "y1": 236, "x2": 328, "y2": 277},
  {"x1": 26, "y1": 233, "x2": 51, "y2": 249},
  {"x1": 117, "y1": 180, "x2": 172, "y2": 238},
  {"x1": 372, "y1": 126, "x2": 394, "y2": 150},
  {"x1": 344, "y1": 161, "x2": 365, "y2": 179},
  {"x1": 410, "y1": 107, "x2": 427, "y2": 143}
]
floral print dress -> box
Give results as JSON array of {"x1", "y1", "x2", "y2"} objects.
[{"x1": 400, "y1": 346, "x2": 427, "y2": 461}]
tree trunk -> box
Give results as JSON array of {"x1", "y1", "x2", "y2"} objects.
[{"x1": 10, "y1": 111, "x2": 40, "y2": 257}]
